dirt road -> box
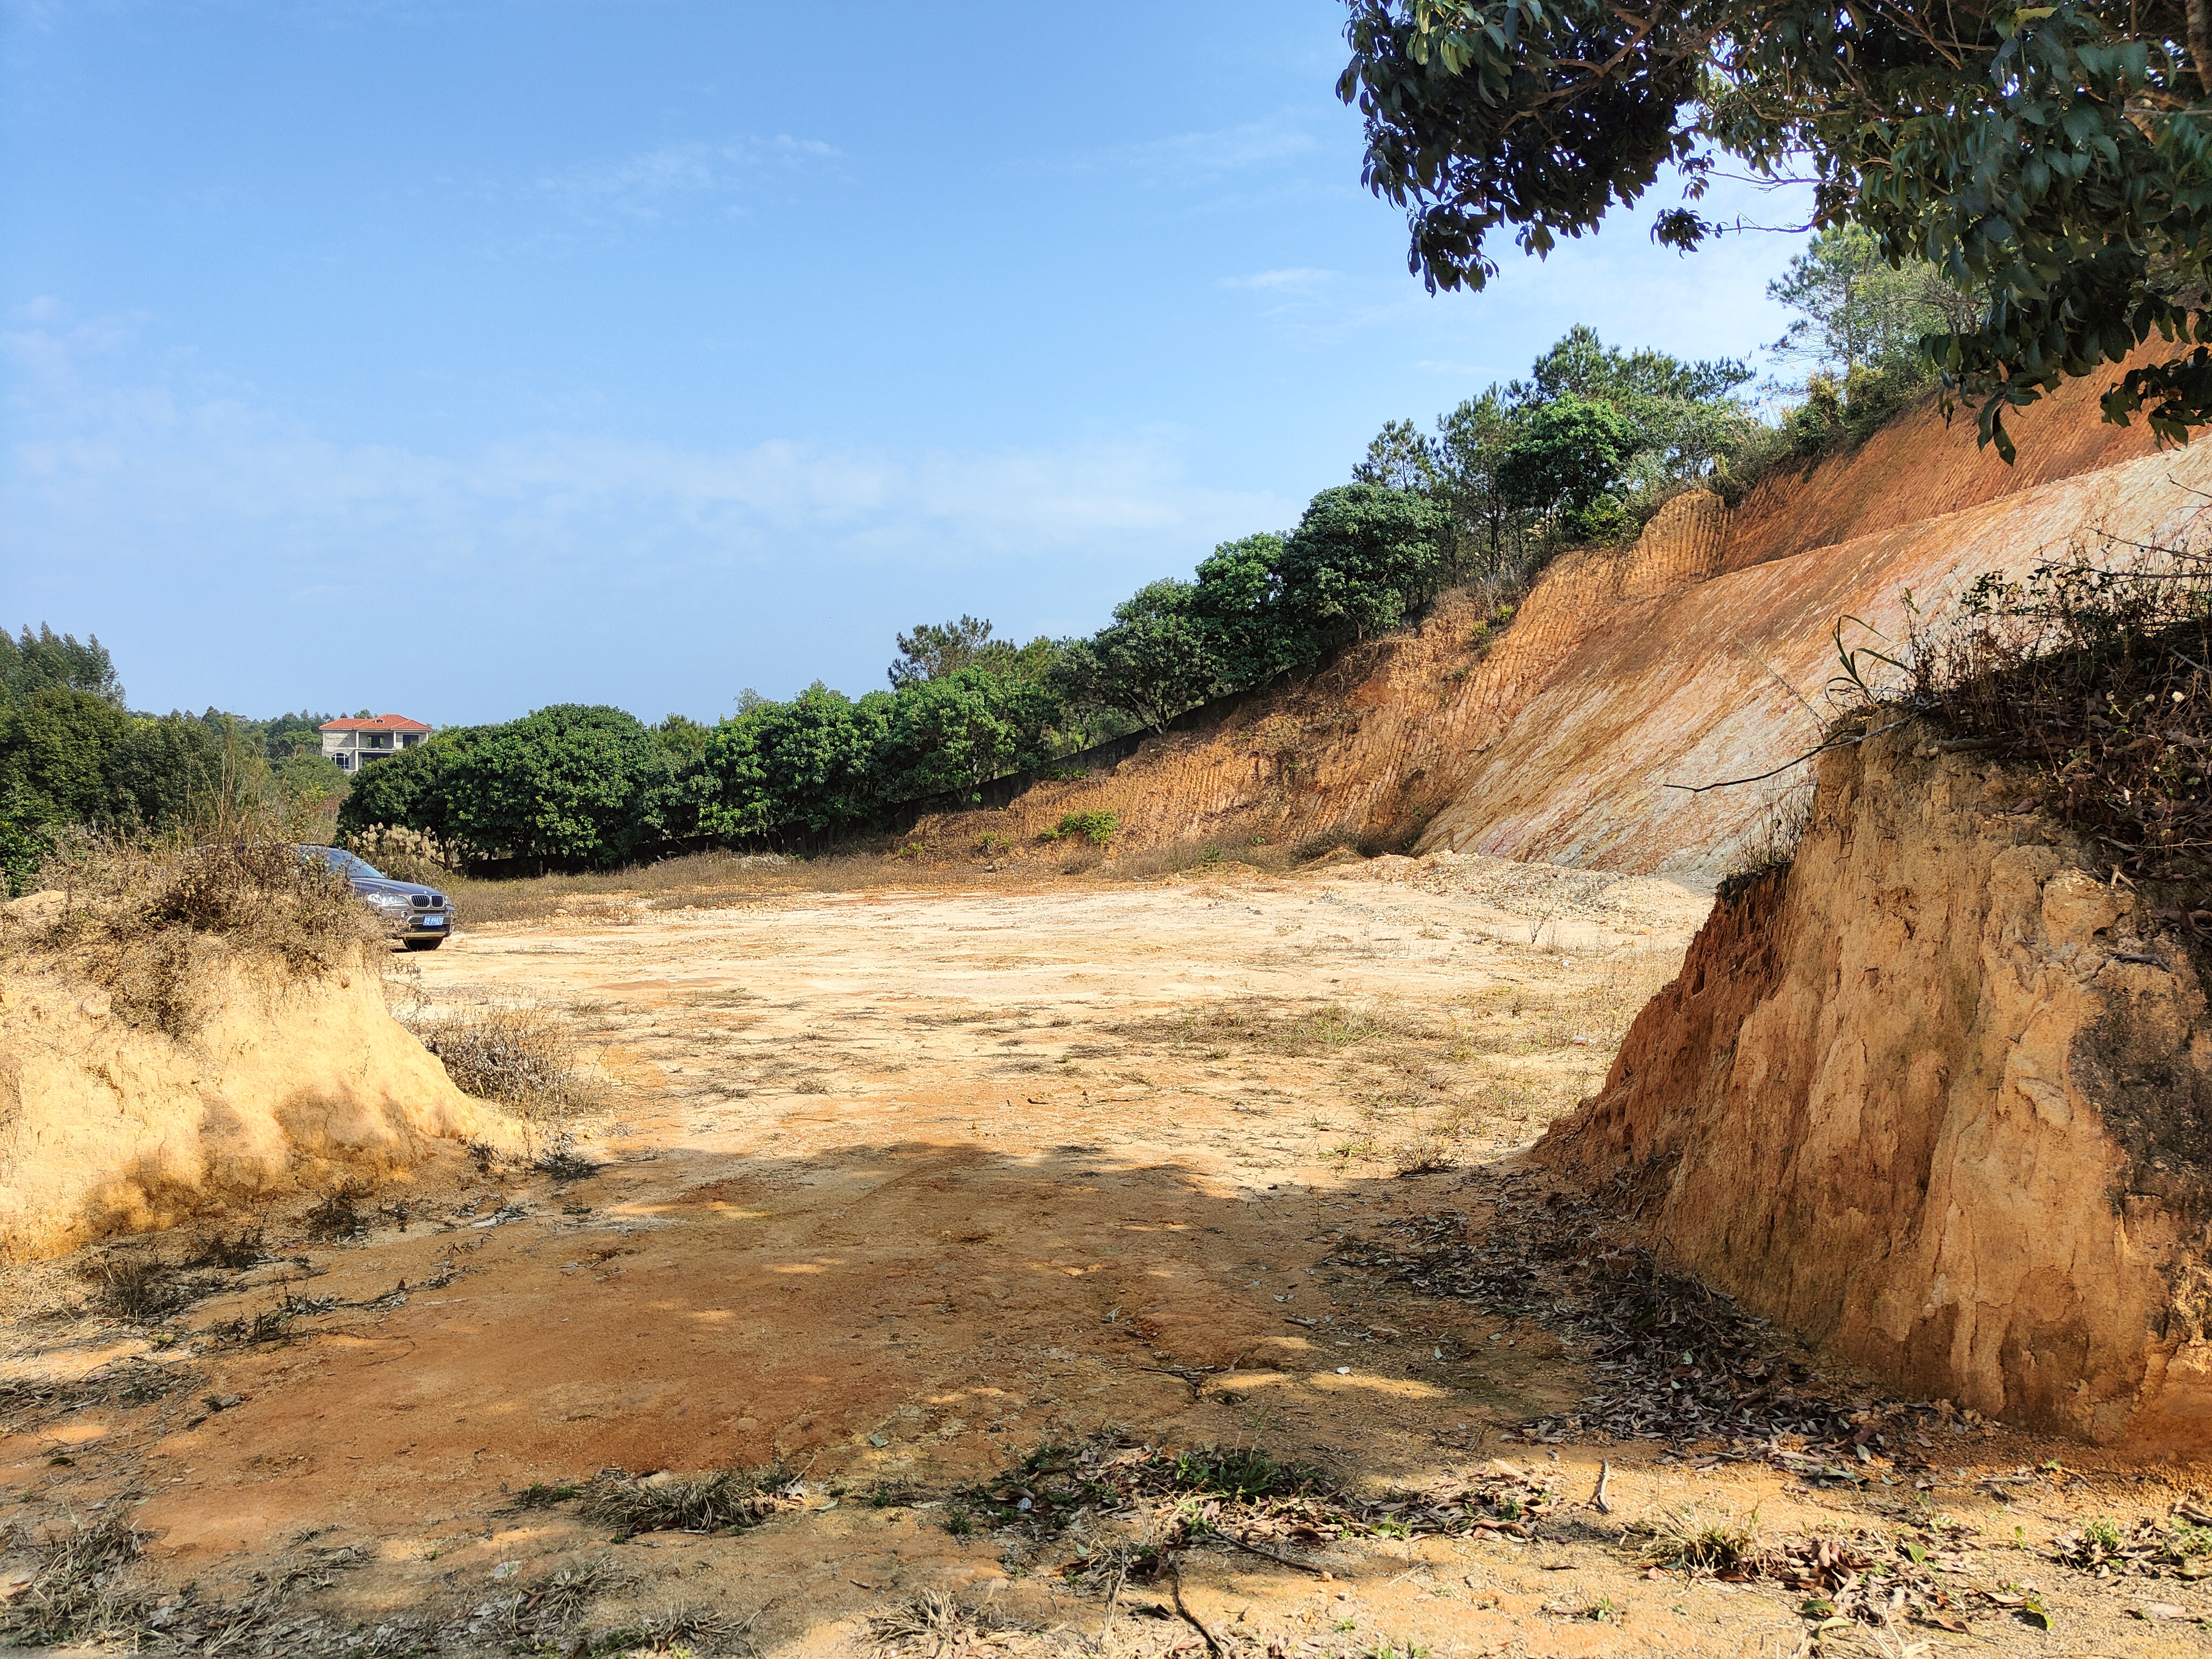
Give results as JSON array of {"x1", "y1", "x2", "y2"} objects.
[{"x1": 5, "y1": 859, "x2": 2207, "y2": 1656}]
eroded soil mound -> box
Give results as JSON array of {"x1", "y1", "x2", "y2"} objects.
[
  {"x1": 1, "y1": 944, "x2": 504, "y2": 1260},
  {"x1": 1537, "y1": 725, "x2": 2212, "y2": 1450}
]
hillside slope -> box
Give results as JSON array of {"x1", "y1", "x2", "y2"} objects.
[
  {"x1": 1535, "y1": 726, "x2": 2212, "y2": 1450},
  {"x1": 918, "y1": 372, "x2": 2200, "y2": 877}
]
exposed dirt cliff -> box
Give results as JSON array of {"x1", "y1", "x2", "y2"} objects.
[
  {"x1": 916, "y1": 367, "x2": 2202, "y2": 879},
  {"x1": 0, "y1": 948, "x2": 505, "y2": 1260},
  {"x1": 1535, "y1": 725, "x2": 2212, "y2": 1449}
]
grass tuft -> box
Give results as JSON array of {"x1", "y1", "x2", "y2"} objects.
[
  {"x1": 868, "y1": 1590, "x2": 1021, "y2": 1655},
  {"x1": 78, "y1": 1248, "x2": 203, "y2": 1323},
  {"x1": 581, "y1": 1466, "x2": 795, "y2": 1535},
  {"x1": 410, "y1": 1006, "x2": 592, "y2": 1117},
  {"x1": 300, "y1": 1183, "x2": 371, "y2": 1242},
  {"x1": 531, "y1": 1130, "x2": 602, "y2": 1183},
  {"x1": 585, "y1": 1601, "x2": 729, "y2": 1654},
  {"x1": 1626, "y1": 1505, "x2": 1768, "y2": 1576},
  {"x1": 181, "y1": 1226, "x2": 266, "y2": 1270},
  {"x1": 510, "y1": 1481, "x2": 583, "y2": 1509}
]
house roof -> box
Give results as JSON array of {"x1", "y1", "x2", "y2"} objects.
[{"x1": 320, "y1": 714, "x2": 433, "y2": 733}]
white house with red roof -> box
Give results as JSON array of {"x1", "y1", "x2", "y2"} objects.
[{"x1": 320, "y1": 713, "x2": 432, "y2": 773}]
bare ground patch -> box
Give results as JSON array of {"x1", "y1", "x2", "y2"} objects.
[{"x1": 3, "y1": 862, "x2": 2202, "y2": 1656}]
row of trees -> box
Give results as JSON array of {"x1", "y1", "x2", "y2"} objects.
[
  {"x1": 1349, "y1": 325, "x2": 1758, "y2": 574},
  {"x1": 334, "y1": 483, "x2": 1466, "y2": 865},
  {"x1": 339, "y1": 676, "x2": 1089, "y2": 868},
  {"x1": 17, "y1": 251, "x2": 1980, "y2": 879},
  {"x1": 1340, "y1": 230, "x2": 1982, "y2": 583},
  {"x1": 335, "y1": 315, "x2": 1877, "y2": 867}
]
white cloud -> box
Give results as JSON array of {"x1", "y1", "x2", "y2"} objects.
[
  {"x1": 1217, "y1": 267, "x2": 1340, "y2": 293},
  {"x1": 528, "y1": 134, "x2": 841, "y2": 221},
  {"x1": 1060, "y1": 114, "x2": 1320, "y2": 185},
  {"x1": 2, "y1": 308, "x2": 1284, "y2": 584}
]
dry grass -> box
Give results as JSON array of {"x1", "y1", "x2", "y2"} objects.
[
  {"x1": 1098, "y1": 835, "x2": 1311, "y2": 881},
  {"x1": 588, "y1": 1602, "x2": 733, "y2": 1655},
  {"x1": 1119, "y1": 961, "x2": 1669, "y2": 1071},
  {"x1": 1102, "y1": 959, "x2": 1677, "y2": 1176},
  {"x1": 77, "y1": 1247, "x2": 207, "y2": 1323},
  {"x1": 5, "y1": 838, "x2": 376, "y2": 1036},
  {"x1": 581, "y1": 1466, "x2": 797, "y2": 1535},
  {"x1": 183, "y1": 1226, "x2": 266, "y2": 1270},
  {"x1": 300, "y1": 1182, "x2": 372, "y2": 1241},
  {"x1": 1624, "y1": 1504, "x2": 1768, "y2": 1575},
  {"x1": 399, "y1": 834, "x2": 1378, "y2": 929},
  {"x1": 1894, "y1": 530, "x2": 2212, "y2": 890},
  {"x1": 407, "y1": 1006, "x2": 594, "y2": 1117},
  {"x1": 340, "y1": 824, "x2": 457, "y2": 888},
  {"x1": 1115, "y1": 997, "x2": 1442, "y2": 1057},
  {"x1": 435, "y1": 848, "x2": 1001, "y2": 928},
  {"x1": 0, "y1": 1513, "x2": 148, "y2": 1647},
  {"x1": 867, "y1": 1590, "x2": 1022, "y2": 1655},
  {"x1": 1571, "y1": 949, "x2": 1681, "y2": 1045}
]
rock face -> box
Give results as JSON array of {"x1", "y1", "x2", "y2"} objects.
[
  {"x1": 1535, "y1": 726, "x2": 2212, "y2": 1449},
  {"x1": 0, "y1": 950, "x2": 501, "y2": 1259},
  {"x1": 915, "y1": 358, "x2": 2204, "y2": 879}
]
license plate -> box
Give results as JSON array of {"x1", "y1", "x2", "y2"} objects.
[{"x1": 420, "y1": 915, "x2": 447, "y2": 928}]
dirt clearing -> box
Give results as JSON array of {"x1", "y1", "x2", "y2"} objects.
[{"x1": 3, "y1": 859, "x2": 2206, "y2": 1656}]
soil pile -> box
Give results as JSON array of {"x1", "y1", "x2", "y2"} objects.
[
  {"x1": 1535, "y1": 725, "x2": 2212, "y2": 1451},
  {"x1": 915, "y1": 363, "x2": 2206, "y2": 879},
  {"x1": 1, "y1": 940, "x2": 502, "y2": 1261}
]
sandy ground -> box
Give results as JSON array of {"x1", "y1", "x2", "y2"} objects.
[{"x1": 4, "y1": 858, "x2": 2211, "y2": 1657}]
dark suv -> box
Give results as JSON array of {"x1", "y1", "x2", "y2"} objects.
[{"x1": 301, "y1": 846, "x2": 455, "y2": 950}]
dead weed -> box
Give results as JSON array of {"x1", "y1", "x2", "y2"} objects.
[
  {"x1": 582, "y1": 1466, "x2": 799, "y2": 1535},
  {"x1": 867, "y1": 1590, "x2": 1027, "y2": 1656},
  {"x1": 410, "y1": 1005, "x2": 594, "y2": 1116},
  {"x1": 0, "y1": 1512, "x2": 149, "y2": 1647}
]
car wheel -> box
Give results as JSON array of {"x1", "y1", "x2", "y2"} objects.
[{"x1": 403, "y1": 937, "x2": 444, "y2": 952}]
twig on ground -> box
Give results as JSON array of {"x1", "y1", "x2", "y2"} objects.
[
  {"x1": 1222, "y1": 1530, "x2": 1331, "y2": 1576},
  {"x1": 1100, "y1": 1561, "x2": 1125, "y2": 1655},
  {"x1": 1166, "y1": 1556, "x2": 1223, "y2": 1658},
  {"x1": 1137, "y1": 1364, "x2": 1213, "y2": 1401}
]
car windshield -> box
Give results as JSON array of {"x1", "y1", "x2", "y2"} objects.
[{"x1": 300, "y1": 845, "x2": 382, "y2": 880}]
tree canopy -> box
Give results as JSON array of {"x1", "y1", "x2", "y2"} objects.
[
  {"x1": 342, "y1": 704, "x2": 694, "y2": 869},
  {"x1": 0, "y1": 625, "x2": 123, "y2": 707},
  {"x1": 1340, "y1": 0, "x2": 2212, "y2": 456},
  {"x1": 1352, "y1": 325, "x2": 1760, "y2": 576}
]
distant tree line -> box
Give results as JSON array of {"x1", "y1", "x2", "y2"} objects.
[
  {"x1": 14, "y1": 274, "x2": 1960, "y2": 883},
  {"x1": 335, "y1": 480, "x2": 1466, "y2": 866},
  {"x1": 0, "y1": 626, "x2": 349, "y2": 893},
  {"x1": 336, "y1": 314, "x2": 1905, "y2": 869}
]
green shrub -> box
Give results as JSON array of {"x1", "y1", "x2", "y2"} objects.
[{"x1": 1042, "y1": 810, "x2": 1118, "y2": 846}]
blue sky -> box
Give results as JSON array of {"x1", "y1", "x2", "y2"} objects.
[{"x1": 3, "y1": 1, "x2": 1814, "y2": 725}]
